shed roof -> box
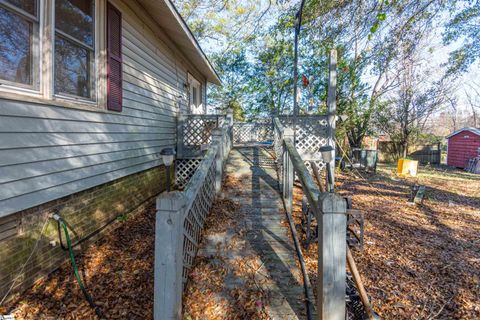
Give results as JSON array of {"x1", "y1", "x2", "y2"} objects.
[
  {"x1": 136, "y1": 0, "x2": 221, "y2": 85},
  {"x1": 446, "y1": 127, "x2": 480, "y2": 139}
]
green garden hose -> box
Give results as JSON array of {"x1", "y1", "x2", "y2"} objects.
[{"x1": 55, "y1": 215, "x2": 104, "y2": 319}]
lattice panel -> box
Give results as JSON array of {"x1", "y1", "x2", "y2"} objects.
[
  {"x1": 183, "y1": 118, "x2": 218, "y2": 148},
  {"x1": 303, "y1": 159, "x2": 327, "y2": 175},
  {"x1": 279, "y1": 116, "x2": 329, "y2": 155},
  {"x1": 274, "y1": 117, "x2": 329, "y2": 182},
  {"x1": 181, "y1": 159, "x2": 216, "y2": 285},
  {"x1": 175, "y1": 159, "x2": 202, "y2": 189},
  {"x1": 233, "y1": 121, "x2": 273, "y2": 145}
]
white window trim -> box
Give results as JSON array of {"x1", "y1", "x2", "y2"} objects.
[
  {"x1": 0, "y1": 0, "x2": 108, "y2": 112},
  {"x1": 0, "y1": 0, "x2": 42, "y2": 93}
]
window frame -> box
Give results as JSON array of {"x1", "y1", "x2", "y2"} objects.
[
  {"x1": 188, "y1": 73, "x2": 203, "y2": 114},
  {"x1": 0, "y1": 0, "x2": 41, "y2": 92},
  {"x1": 53, "y1": 0, "x2": 96, "y2": 102},
  {"x1": 0, "y1": 0, "x2": 108, "y2": 111}
]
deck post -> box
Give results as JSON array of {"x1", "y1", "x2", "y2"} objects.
[
  {"x1": 327, "y1": 49, "x2": 337, "y2": 189},
  {"x1": 283, "y1": 128, "x2": 295, "y2": 213},
  {"x1": 211, "y1": 129, "x2": 224, "y2": 194},
  {"x1": 154, "y1": 191, "x2": 186, "y2": 320},
  {"x1": 317, "y1": 192, "x2": 347, "y2": 320},
  {"x1": 176, "y1": 114, "x2": 186, "y2": 159},
  {"x1": 226, "y1": 108, "x2": 234, "y2": 143}
]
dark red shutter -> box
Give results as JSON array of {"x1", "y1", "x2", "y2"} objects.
[{"x1": 107, "y1": 3, "x2": 122, "y2": 111}]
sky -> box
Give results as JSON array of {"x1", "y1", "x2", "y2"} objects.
[{"x1": 189, "y1": 0, "x2": 479, "y2": 117}]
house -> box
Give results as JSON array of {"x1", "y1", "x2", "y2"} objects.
[
  {"x1": 446, "y1": 128, "x2": 480, "y2": 168},
  {"x1": 0, "y1": 0, "x2": 220, "y2": 300}
]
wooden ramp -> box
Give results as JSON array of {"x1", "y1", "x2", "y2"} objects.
[{"x1": 204, "y1": 146, "x2": 308, "y2": 319}]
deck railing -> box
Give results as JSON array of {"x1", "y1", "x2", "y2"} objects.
[
  {"x1": 176, "y1": 114, "x2": 227, "y2": 158},
  {"x1": 175, "y1": 112, "x2": 233, "y2": 188},
  {"x1": 273, "y1": 116, "x2": 347, "y2": 320},
  {"x1": 232, "y1": 119, "x2": 273, "y2": 145},
  {"x1": 154, "y1": 112, "x2": 233, "y2": 319}
]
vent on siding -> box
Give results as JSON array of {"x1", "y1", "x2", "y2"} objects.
[
  {"x1": 0, "y1": 215, "x2": 19, "y2": 242},
  {"x1": 107, "y1": 3, "x2": 122, "y2": 112}
]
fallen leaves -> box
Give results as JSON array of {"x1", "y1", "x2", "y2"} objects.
[
  {"x1": 183, "y1": 194, "x2": 269, "y2": 320},
  {"x1": 292, "y1": 164, "x2": 480, "y2": 320},
  {"x1": 2, "y1": 205, "x2": 157, "y2": 319}
]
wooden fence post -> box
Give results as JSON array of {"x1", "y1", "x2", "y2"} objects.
[
  {"x1": 226, "y1": 108, "x2": 234, "y2": 143},
  {"x1": 154, "y1": 191, "x2": 186, "y2": 320},
  {"x1": 283, "y1": 128, "x2": 294, "y2": 213},
  {"x1": 317, "y1": 192, "x2": 347, "y2": 320},
  {"x1": 176, "y1": 115, "x2": 186, "y2": 159},
  {"x1": 327, "y1": 49, "x2": 337, "y2": 188},
  {"x1": 437, "y1": 142, "x2": 441, "y2": 164},
  {"x1": 211, "y1": 129, "x2": 224, "y2": 194}
]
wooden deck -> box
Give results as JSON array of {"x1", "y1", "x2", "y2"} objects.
[{"x1": 199, "y1": 146, "x2": 309, "y2": 319}]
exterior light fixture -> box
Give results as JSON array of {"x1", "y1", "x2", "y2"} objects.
[
  {"x1": 319, "y1": 145, "x2": 335, "y2": 192},
  {"x1": 320, "y1": 145, "x2": 334, "y2": 163},
  {"x1": 160, "y1": 147, "x2": 176, "y2": 192}
]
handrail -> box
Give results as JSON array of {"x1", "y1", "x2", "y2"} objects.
[
  {"x1": 283, "y1": 138, "x2": 322, "y2": 218},
  {"x1": 155, "y1": 116, "x2": 233, "y2": 319},
  {"x1": 183, "y1": 145, "x2": 218, "y2": 210},
  {"x1": 274, "y1": 116, "x2": 348, "y2": 319},
  {"x1": 273, "y1": 117, "x2": 285, "y2": 134},
  {"x1": 273, "y1": 117, "x2": 317, "y2": 319}
]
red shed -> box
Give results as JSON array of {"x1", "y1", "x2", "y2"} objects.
[{"x1": 446, "y1": 128, "x2": 480, "y2": 168}]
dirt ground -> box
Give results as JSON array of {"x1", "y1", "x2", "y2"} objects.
[{"x1": 293, "y1": 164, "x2": 480, "y2": 320}]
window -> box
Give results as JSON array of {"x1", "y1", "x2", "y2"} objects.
[
  {"x1": 0, "y1": 0, "x2": 39, "y2": 88},
  {"x1": 0, "y1": 0, "x2": 114, "y2": 110},
  {"x1": 188, "y1": 74, "x2": 202, "y2": 114},
  {"x1": 54, "y1": 0, "x2": 94, "y2": 99}
]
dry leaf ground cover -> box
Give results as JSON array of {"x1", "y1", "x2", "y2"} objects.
[
  {"x1": 1, "y1": 203, "x2": 157, "y2": 319},
  {"x1": 182, "y1": 195, "x2": 270, "y2": 319},
  {"x1": 293, "y1": 164, "x2": 480, "y2": 319},
  {"x1": 1, "y1": 194, "x2": 269, "y2": 320}
]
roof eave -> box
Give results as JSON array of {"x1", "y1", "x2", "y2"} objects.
[
  {"x1": 446, "y1": 127, "x2": 480, "y2": 139},
  {"x1": 136, "y1": 0, "x2": 222, "y2": 86},
  {"x1": 165, "y1": 1, "x2": 222, "y2": 85}
]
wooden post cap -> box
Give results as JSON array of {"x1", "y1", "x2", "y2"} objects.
[{"x1": 318, "y1": 193, "x2": 347, "y2": 214}]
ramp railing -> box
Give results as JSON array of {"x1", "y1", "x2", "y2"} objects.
[
  {"x1": 232, "y1": 119, "x2": 273, "y2": 146},
  {"x1": 274, "y1": 117, "x2": 347, "y2": 320},
  {"x1": 154, "y1": 112, "x2": 233, "y2": 319},
  {"x1": 177, "y1": 114, "x2": 226, "y2": 158}
]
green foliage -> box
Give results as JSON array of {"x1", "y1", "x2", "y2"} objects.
[
  {"x1": 208, "y1": 48, "x2": 252, "y2": 114},
  {"x1": 172, "y1": 0, "x2": 477, "y2": 149},
  {"x1": 230, "y1": 100, "x2": 246, "y2": 122},
  {"x1": 416, "y1": 133, "x2": 443, "y2": 145},
  {"x1": 443, "y1": 1, "x2": 480, "y2": 74},
  {"x1": 117, "y1": 214, "x2": 128, "y2": 222}
]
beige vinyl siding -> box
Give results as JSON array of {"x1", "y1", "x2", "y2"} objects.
[{"x1": 0, "y1": 0, "x2": 207, "y2": 218}]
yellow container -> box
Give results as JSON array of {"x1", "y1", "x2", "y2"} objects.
[{"x1": 397, "y1": 159, "x2": 418, "y2": 176}]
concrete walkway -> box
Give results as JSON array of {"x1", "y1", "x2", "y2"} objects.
[{"x1": 217, "y1": 146, "x2": 307, "y2": 319}]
